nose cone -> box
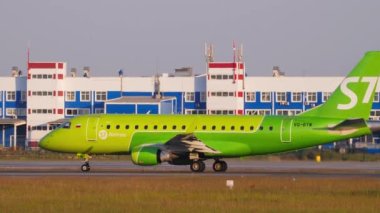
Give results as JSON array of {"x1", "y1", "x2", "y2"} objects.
[{"x1": 39, "y1": 135, "x2": 51, "y2": 150}]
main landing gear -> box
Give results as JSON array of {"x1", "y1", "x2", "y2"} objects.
[
  {"x1": 212, "y1": 160, "x2": 228, "y2": 172},
  {"x1": 77, "y1": 153, "x2": 91, "y2": 172},
  {"x1": 190, "y1": 159, "x2": 228, "y2": 173},
  {"x1": 190, "y1": 160, "x2": 206, "y2": 172}
]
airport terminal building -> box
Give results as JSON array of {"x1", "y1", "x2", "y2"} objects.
[{"x1": 1, "y1": 48, "x2": 380, "y2": 151}]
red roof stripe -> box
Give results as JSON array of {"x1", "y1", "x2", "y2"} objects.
[
  {"x1": 28, "y1": 63, "x2": 56, "y2": 69},
  {"x1": 208, "y1": 63, "x2": 245, "y2": 69},
  {"x1": 209, "y1": 63, "x2": 237, "y2": 69}
]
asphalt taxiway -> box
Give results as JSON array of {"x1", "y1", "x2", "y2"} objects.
[{"x1": 0, "y1": 159, "x2": 379, "y2": 178}]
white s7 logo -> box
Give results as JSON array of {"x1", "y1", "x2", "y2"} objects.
[{"x1": 337, "y1": 77, "x2": 378, "y2": 110}]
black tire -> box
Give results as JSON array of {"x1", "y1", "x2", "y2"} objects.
[
  {"x1": 81, "y1": 163, "x2": 90, "y2": 172},
  {"x1": 213, "y1": 160, "x2": 227, "y2": 172},
  {"x1": 190, "y1": 161, "x2": 205, "y2": 172},
  {"x1": 220, "y1": 161, "x2": 228, "y2": 172}
]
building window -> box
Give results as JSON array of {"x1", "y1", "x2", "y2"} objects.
[
  {"x1": 276, "y1": 109, "x2": 302, "y2": 116},
  {"x1": 95, "y1": 108, "x2": 104, "y2": 114},
  {"x1": 185, "y1": 109, "x2": 196, "y2": 115},
  {"x1": 6, "y1": 108, "x2": 16, "y2": 116},
  {"x1": 31, "y1": 125, "x2": 48, "y2": 131},
  {"x1": 292, "y1": 92, "x2": 302, "y2": 102},
  {"x1": 209, "y1": 110, "x2": 234, "y2": 115},
  {"x1": 323, "y1": 92, "x2": 332, "y2": 102},
  {"x1": 185, "y1": 92, "x2": 195, "y2": 102},
  {"x1": 66, "y1": 91, "x2": 76, "y2": 101},
  {"x1": 78, "y1": 108, "x2": 90, "y2": 115},
  {"x1": 261, "y1": 92, "x2": 271, "y2": 102},
  {"x1": 31, "y1": 91, "x2": 54, "y2": 96},
  {"x1": 276, "y1": 92, "x2": 287, "y2": 102},
  {"x1": 210, "y1": 74, "x2": 233, "y2": 80},
  {"x1": 0, "y1": 108, "x2": 2, "y2": 116},
  {"x1": 66, "y1": 109, "x2": 78, "y2": 116},
  {"x1": 32, "y1": 74, "x2": 53, "y2": 79},
  {"x1": 200, "y1": 92, "x2": 206, "y2": 102},
  {"x1": 307, "y1": 92, "x2": 317, "y2": 102},
  {"x1": 21, "y1": 91, "x2": 27, "y2": 102},
  {"x1": 17, "y1": 108, "x2": 26, "y2": 116},
  {"x1": 246, "y1": 109, "x2": 271, "y2": 115},
  {"x1": 31, "y1": 109, "x2": 53, "y2": 114},
  {"x1": 6, "y1": 91, "x2": 16, "y2": 101},
  {"x1": 96, "y1": 91, "x2": 107, "y2": 101},
  {"x1": 80, "y1": 91, "x2": 91, "y2": 102},
  {"x1": 210, "y1": 91, "x2": 235, "y2": 97},
  {"x1": 197, "y1": 110, "x2": 206, "y2": 114},
  {"x1": 0, "y1": 91, "x2": 2, "y2": 101},
  {"x1": 370, "y1": 110, "x2": 380, "y2": 120},
  {"x1": 66, "y1": 108, "x2": 90, "y2": 116},
  {"x1": 246, "y1": 92, "x2": 256, "y2": 102}
]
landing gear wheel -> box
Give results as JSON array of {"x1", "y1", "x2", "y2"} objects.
[
  {"x1": 77, "y1": 153, "x2": 92, "y2": 172},
  {"x1": 81, "y1": 162, "x2": 90, "y2": 172},
  {"x1": 190, "y1": 160, "x2": 206, "y2": 172},
  {"x1": 213, "y1": 160, "x2": 227, "y2": 172}
]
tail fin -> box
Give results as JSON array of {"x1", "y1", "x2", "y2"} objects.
[{"x1": 300, "y1": 51, "x2": 380, "y2": 119}]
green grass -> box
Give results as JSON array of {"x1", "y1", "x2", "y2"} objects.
[{"x1": 0, "y1": 176, "x2": 379, "y2": 212}]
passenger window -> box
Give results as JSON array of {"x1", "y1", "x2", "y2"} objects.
[
  {"x1": 125, "y1": 125, "x2": 129, "y2": 130},
  {"x1": 240, "y1": 126, "x2": 244, "y2": 131},
  {"x1": 212, "y1": 125, "x2": 216, "y2": 130},
  {"x1": 250, "y1": 126, "x2": 254, "y2": 131},
  {"x1": 144, "y1": 125, "x2": 148, "y2": 130},
  {"x1": 202, "y1": 125, "x2": 206, "y2": 130},
  {"x1": 135, "y1": 125, "x2": 139, "y2": 130},
  {"x1": 269, "y1": 126, "x2": 273, "y2": 131},
  {"x1": 231, "y1": 126, "x2": 235, "y2": 131},
  {"x1": 154, "y1": 125, "x2": 158, "y2": 130},
  {"x1": 172, "y1": 125, "x2": 177, "y2": 130},
  {"x1": 259, "y1": 126, "x2": 263, "y2": 131},
  {"x1": 163, "y1": 125, "x2": 167, "y2": 130},
  {"x1": 116, "y1": 125, "x2": 120, "y2": 129},
  {"x1": 106, "y1": 125, "x2": 110, "y2": 129},
  {"x1": 221, "y1": 126, "x2": 225, "y2": 130},
  {"x1": 182, "y1": 125, "x2": 186, "y2": 130}
]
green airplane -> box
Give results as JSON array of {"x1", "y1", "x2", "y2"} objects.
[{"x1": 39, "y1": 51, "x2": 380, "y2": 172}]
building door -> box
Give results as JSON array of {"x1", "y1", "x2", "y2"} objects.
[
  {"x1": 86, "y1": 117, "x2": 99, "y2": 141},
  {"x1": 281, "y1": 118, "x2": 293, "y2": 143}
]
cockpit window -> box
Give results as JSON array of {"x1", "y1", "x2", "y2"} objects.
[{"x1": 59, "y1": 122, "x2": 71, "y2": 129}]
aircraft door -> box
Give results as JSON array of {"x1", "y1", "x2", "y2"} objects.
[
  {"x1": 280, "y1": 118, "x2": 293, "y2": 142},
  {"x1": 86, "y1": 117, "x2": 99, "y2": 141}
]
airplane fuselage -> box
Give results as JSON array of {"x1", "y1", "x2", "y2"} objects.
[{"x1": 41, "y1": 114, "x2": 370, "y2": 157}]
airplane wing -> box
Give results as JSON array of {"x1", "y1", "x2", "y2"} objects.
[{"x1": 162, "y1": 133, "x2": 220, "y2": 154}]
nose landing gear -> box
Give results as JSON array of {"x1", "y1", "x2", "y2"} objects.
[
  {"x1": 77, "y1": 153, "x2": 91, "y2": 172},
  {"x1": 81, "y1": 162, "x2": 90, "y2": 172}
]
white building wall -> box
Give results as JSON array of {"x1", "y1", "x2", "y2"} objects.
[
  {"x1": 206, "y1": 62, "x2": 245, "y2": 115},
  {"x1": 26, "y1": 62, "x2": 66, "y2": 147},
  {"x1": 244, "y1": 77, "x2": 343, "y2": 92}
]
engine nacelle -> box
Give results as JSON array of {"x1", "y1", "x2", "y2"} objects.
[
  {"x1": 131, "y1": 145, "x2": 160, "y2": 166},
  {"x1": 131, "y1": 145, "x2": 176, "y2": 166}
]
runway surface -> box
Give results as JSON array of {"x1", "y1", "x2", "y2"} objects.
[{"x1": 0, "y1": 159, "x2": 379, "y2": 178}]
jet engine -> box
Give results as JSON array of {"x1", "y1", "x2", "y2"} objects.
[{"x1": 131, "y1": 145, "x2": 176, "y2": 166}]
